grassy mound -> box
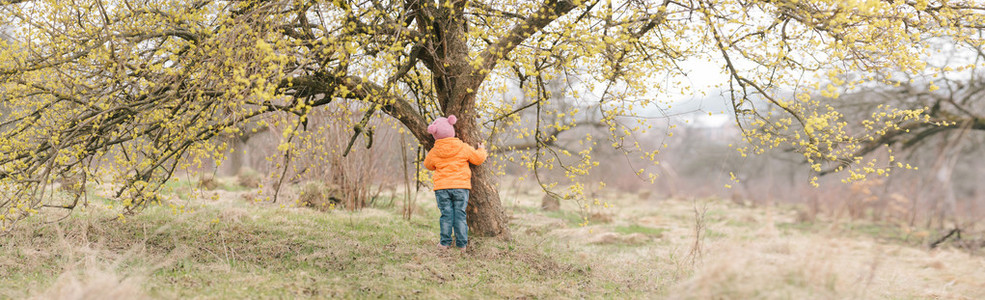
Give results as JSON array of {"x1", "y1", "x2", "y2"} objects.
[{"x1": 0, "y1": 193, "x2": 630, "y2": 299}]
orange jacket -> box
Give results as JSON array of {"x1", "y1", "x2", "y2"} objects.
[{"x1": 423, "y1": 137, "x2": 487, "y2": 190}]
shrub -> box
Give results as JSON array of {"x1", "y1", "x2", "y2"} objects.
[
  {"x1": 237, "y1": 168, "x2": 262, "y2": 189},
  {"x1": 198, "y1": 176, "x2": 218, "y2": 191},
  {"x1": 297, "y1": 181, "x2": 342, "y2": 211}
]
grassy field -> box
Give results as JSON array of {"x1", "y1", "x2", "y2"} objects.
[{"x1": 2, "y1": 178, "x2": 984, "y2": 299}]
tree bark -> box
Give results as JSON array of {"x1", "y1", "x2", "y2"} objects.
[
  {"x1": 468, "y1": 163, "x2": 510, "y2": 239},
  {"x1": 456, "y1": 111, "x2": 510, "y2": 239}
]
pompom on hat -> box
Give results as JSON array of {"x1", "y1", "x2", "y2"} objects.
[{"x1": 427, "y1": 115, "x2": 457, "y2": 140}]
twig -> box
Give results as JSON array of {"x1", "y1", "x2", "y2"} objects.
[
  {"x1": 686, "y1": 199, "x2": 707, "y2": 268},
  {"x1": 930, "y1": 228, "x2": 961, "y2": 249},
  {"x1": 343, "y1": 107, "x2": 376, "y2": 157}
]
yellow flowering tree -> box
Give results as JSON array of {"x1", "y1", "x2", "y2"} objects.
[{"x1": 1, "y1": 0, "x2": 983, "y2": 236}]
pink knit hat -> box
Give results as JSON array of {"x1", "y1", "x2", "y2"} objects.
[{"x1": 427, "y1": 115, "x2": 457, "y2": 140}]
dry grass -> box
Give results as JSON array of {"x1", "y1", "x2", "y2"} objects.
[
  {"x1": 3, "y1": 178, "x2": 985, "y2": 299},
  {"x1": 502, "y1": 178, "x2": 985, "y2": 299},
  {"x1": 670, "y1": 235, "x2": 985, "y2": 299},
  {"x1": 31, "y1": 259, "x2": 147, "y2": 300}
]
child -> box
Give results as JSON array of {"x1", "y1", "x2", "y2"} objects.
[{"x1": 423, "y1": 115, "x2": 486, "y2": 252}]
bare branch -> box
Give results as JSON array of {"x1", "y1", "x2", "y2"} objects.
[
  {"x1": 496, "y1": 121, "x2": 604, "y2": 153},
  {"x1": 285, "y1": 73, "x2": 432, "y2": 147}
]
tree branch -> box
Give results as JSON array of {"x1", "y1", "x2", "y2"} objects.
[
  {"x1": 472, "y1": 0, "x2": 577, "y2": 84},
  {"x1": 817, "y1": 117, "x2": 985, "y2": 176},
  {"x1": 495, "y1": 121, "x2": 604, "y2": 153},
  {"x1": 284, "y1": 73, "x2": 432, "y2": 147},
  {"x1": 0, "y1": 0, "x2": 31, "y2": 5}
]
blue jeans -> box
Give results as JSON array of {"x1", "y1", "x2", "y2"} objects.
[{"x1": 435, "y1": 189, "x2": 469, "y2": 248}]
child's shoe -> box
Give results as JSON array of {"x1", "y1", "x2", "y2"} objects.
[{"x1": 437, "y1": 244, "x2": 450, "y2": 250}]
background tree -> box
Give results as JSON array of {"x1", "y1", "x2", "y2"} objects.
[
  {"x1": 815, "y1": 62, "x2": 985, "y2": 228},
  {"x1": 1, "y1": 0, "x2": 983, "y2": 236}
]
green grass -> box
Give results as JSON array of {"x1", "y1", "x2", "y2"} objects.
[
  {"x1": 777, "y1": 221, "x2": 926, "y2": 246},
  {"x1": 544, "y1": 210, "x2": 590, "y2": 226},
  {"x1": 841, "y1": 222, "x2": 923, "y2": 245},
  {"x1": 157, "y1": 178, "x2": 249, "y2": 199},
  {"x1": 704, "y1": 228, "x2": 726, "y2": 238},
  {"x1": 217, "y1": 182, "x2": 249, "y2": 192},
  {"x1": 158, "y1": 178, "x2": 198, "y2": 200},
  {"x1": 777, "y1": 221, "x2": 818, "y2": 233},
  {"x1": 613, "y1": 224, "x2": 666, "y2": 237}
]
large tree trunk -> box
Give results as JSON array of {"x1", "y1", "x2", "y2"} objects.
[
  {"x1": 468, "y1": 164, "x2": 510, "y2": 239},
  {"x1": 457, "y1": 113, "x2": 510, "y2": 239}
]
